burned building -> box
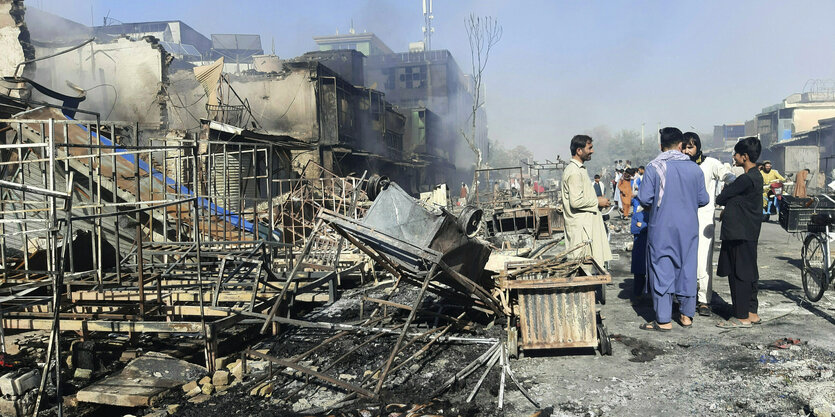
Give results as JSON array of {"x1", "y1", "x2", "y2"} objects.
[
  {"x1": 365, "y1": 49, "x2": 487, "y2": 165},
  {"x1": 168, "y1": 58, "x2": 419, "y2": 188},
  {"x1": 26, "y1": 36, "x2": 171, "y2": 131},
  {"x1": 404, "y1": 107, "x2": 456, "y2": 188},
  {"x1": 93, "y1": 19, "x2": 211, "y2": 60},
  {"x1": 291, "y1": 49, "x2": 366, "y2": 86}
]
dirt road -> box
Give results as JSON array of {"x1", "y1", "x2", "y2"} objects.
[{"x1": 504, "y1": 220, "x2": 835, "y2": 416}]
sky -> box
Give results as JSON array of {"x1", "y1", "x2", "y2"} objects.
[{"x1": 29, "y1": 0, "x2": 835, "y2": 159}]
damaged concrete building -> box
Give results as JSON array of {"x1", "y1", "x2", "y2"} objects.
[{"x1": 11, "y1": 6, "x2": 489, "y2": 201}]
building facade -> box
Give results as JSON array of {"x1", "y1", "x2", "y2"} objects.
[
  {"x1": 712, "y1": 124, "x2": 745, "y2": 148},
  {"x1": 93, "y1": 20, "x2": 211, "y2": 59},
  {"x1": 755, "y1": 92, "x2": 835, "y2": 148},
  {"x1": 313, "y1": 31, "x2": 394, "y2": 57}
]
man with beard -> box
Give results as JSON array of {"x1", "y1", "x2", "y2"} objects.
[
  {"x1": 560, "y1": 135, "x2": 613, "y2": 267},
  {"x1": 683, "y1": 132, "x2": 736, "y2": 317},
  {"x1": 760, "y1": 160, "x2": 785, "y2": 208},
  {"x1": 638, "y1": 128, "x2": 709, "y2": 331}
]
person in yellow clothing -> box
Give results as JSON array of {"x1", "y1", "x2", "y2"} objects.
[{"x1": 760, "y1": 161, "x2": 785, "y2": 207}]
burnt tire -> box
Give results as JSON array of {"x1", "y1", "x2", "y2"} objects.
[{"x1": 365, "y1": 174, "x2": 390, "y2": 201}]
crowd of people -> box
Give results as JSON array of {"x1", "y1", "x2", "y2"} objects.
[{"x1": 560, "y1": 129, "x2": 766, "y2": 330}]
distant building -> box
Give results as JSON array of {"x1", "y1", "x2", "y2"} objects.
[
  {"x1": 755, "y1": 92, "x2": 835, "y2": 147},
  {"x1": 712, "y1": 124, "x2": 745, "y2": 148},
  {"x1": 208, "y1": 34, "x2": 263, "y2": 64},
  {"x1": 762, "y1": 116, "x2": 835, "y2": 184},
  {"x1": 93, "y1": 20, "x2": 211, "y2": 60},
  {"x1": 744, "y1": 119, "x2": 757, "y2": 137},
  {"x1": 313, "y1": 31, "x2": 394, "y2": 57},
  {"x1": 290, "y1": 50, "x2": 366, "y2": 86},
  {"x1": 311, "y1": 31, "x2": 488, "y2": 175},
  {"x1": 365, "y1": 50, "x2": 487, "y2": 161}
]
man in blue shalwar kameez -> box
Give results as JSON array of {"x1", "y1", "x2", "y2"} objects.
[{"x1": 638, "y1": 127, "x2": 709, "y2": 331}]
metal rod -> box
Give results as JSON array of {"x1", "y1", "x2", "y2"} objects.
[
  {"x1": 192, "y1": 159, "x2": 212, "y2": 370},
  {"x1": 374, "y1": 262, "x2": 438, "y2": 394},
  {"x1": 0, "y1": 180, "x2": 70, "y2": 199},
  {"x1": 259, "y1": 218, "x2": 324, "y2": 334},
  {"x1": 245, "y1": 349, "x2": 376, "y2": 399}
]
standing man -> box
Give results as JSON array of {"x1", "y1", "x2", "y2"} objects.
[
  {"x1": 593, "y1": 175, "x2": 605, "y2": 197},
  {"x1": 634, "y1": 166, "x2": 645, "y2": 192},
  {"x1": 638, "y1": 127, "x2": 709, "y2": 331},
  {"x1": 561, "y1": 135, "x2": 613, "y2": 267},
  {"x1": 613, "y1": 169, "x2": 623, "y2": 211},
  {"x1": 715, "y1": 137, "x2": 764, "y2": 328},
  {"x1": 683, "y1": 132, "x2": 736, "y2": 316},
  {"x1": 793, "y1": 169, "x2": 810, "y2": 198}
]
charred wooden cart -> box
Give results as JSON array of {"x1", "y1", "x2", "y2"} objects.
[{"x1": 499, "y1": 253, "x2": 612, "y2": 357}]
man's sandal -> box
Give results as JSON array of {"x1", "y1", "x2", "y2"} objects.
[
  {"x1": 716, "y1": 317, "x2": 752, "y2": 329},
  {"x1": 639, "y1": 320, "x2": 672, "y2": 332}
]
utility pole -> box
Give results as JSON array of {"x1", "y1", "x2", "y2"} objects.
[
  {"x1": 422, "y1": 0, "x2": 434, "y2": 51},
  {"x1": 641, "y1": 122, "x2": 645, "y2": 145},
  {"x1": 657, "y1": 122, "x2": 661, "y2": 145}
]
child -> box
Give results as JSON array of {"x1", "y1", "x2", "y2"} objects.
[{"x1": 630, "y1": 196, "x2": 648, "y2": 301}]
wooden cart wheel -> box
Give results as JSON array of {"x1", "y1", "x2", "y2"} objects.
[
  {"x1": 507, "y1": 326, "x2": 519, "y2": 358},
  {"x1": 597, "y1": 324, "x2": 612, "y2": 356}
]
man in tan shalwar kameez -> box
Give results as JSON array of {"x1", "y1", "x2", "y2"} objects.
[
  {"x1": 792, "y1": 169, "x2": 809, "y2": 198},
  {"x1": 560, "y1": 135, "x2": 613, "y2": 267}
]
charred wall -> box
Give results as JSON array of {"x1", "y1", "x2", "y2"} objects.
[
  {"x1": 0, "y1": 0, "x2": 35, "y2": 87},
  {"x1": 28, "y1": 36, "x2": 171, "y2": 133}
]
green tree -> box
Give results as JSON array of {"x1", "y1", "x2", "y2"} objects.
[
  {"x1": 586, "y1": 129, "x2": 659, "y2": 175},
  {"x1": 486, "y1": 140, "x2": 533, "y2": 168}
]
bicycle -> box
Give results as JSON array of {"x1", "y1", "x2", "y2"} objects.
[{"x1": 800, "y1": 194, "x2": 835, "y2": 302}]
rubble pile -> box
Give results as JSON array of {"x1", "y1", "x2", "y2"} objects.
[{"x1": 0, "y1": 4, "x2": 585, "y2": 416}]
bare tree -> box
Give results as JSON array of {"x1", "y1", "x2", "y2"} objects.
[{"x1": 462, "y1": 14, "x2": 502, "y2": 201}]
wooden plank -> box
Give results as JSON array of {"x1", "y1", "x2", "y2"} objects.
[
  {"x1": 500, "y1": 275, "x2": 609, "y2": 290},
  {"x1": 3, "y1": 318, "x2": 204, "y2": 333}
]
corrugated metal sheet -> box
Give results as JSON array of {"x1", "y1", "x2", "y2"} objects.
[
  {"x1": 517, "y1": 287, "x2": 597, "y2": 349},
  {"x1": 207, "y1": 149, "x2": 259, "y2": 209},
  {"x1": 501, "y1": 259, "x2": 611, "y2": 352}
]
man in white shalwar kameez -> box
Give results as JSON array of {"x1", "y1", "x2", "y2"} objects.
[{"x1": 683, "y1": 132, "x2": 736, "y2": 316}]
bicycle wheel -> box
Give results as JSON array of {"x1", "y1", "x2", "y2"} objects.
[{"x1": 801, "y1": 234, "x2": 828, "y2": 302}]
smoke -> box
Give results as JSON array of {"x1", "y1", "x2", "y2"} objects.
[{"x1": 24, "y1": 7, "x2": 92, "y2": 45}]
